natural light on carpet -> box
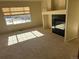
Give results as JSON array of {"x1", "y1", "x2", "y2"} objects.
[{"x1": 8, "y1": 30, "x2": 44, "y2": 46}]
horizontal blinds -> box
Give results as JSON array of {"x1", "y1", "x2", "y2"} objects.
[{"x1": 2, "y1": 7, "x2": 30, "y2": 15}]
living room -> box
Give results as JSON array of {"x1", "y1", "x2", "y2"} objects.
[{"x1": 0, "y1": 0, "x2": 79, "y2": 59}]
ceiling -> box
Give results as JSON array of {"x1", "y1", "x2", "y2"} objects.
[{"x1": 0, "y1": 0, "x2": 42, "y2": 1}]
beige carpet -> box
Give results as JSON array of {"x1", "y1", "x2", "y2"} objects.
[{"x1": 0, "y1": 27, "x2": 78, "y2": 59}]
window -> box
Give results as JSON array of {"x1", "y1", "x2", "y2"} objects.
[{"x1": 2, "y1": 7, "x2": 31, "y2": 25}]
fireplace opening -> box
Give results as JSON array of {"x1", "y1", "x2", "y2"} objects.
[{"x1": 52, "y1": 14, "x2": 66, "y2": 37}]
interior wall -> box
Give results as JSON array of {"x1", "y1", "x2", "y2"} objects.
[
  {"x1": 52, "y1": 0, "x2": 66, "y2": 10},
  {"x1": 0, "y1": 1, "x2": 42, "y2": 34},
  {"x1": 41, "y1": 0, "x2": 47, "y2": 11},
  {"x1": 41, "y1": 0, "x2": 52, "y2": 11},
  {"x1": 65, "y1": 0, "x2": 79, "y2": 41},
  {"x1": 46, "y1": 0, "x2": 51, "y2": 11}
]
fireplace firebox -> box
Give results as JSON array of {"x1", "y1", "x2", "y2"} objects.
[{"x1": 52, "y1": 14, "x2": 65, "y2": 37}]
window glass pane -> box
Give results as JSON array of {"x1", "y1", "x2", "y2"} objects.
[
  {"x1": 12, "y1": 15, "x2": 26, "y2": 24},
  {"x1": 2, "y1": 8, "x2": 10, "y2": 12},
  {"x1": 24, "y1": 7, "x2": 30, "y2": 11},
  {"x1": 25, "y1": 11, "x2": 30, "y2": 13},
  {"x1": 11, "y1": 12, "x2": 25, "y2": 15},
  {"x1": 25, "y1": 14, "x2": 31, "y2": 22},
  {"x1": 4, "y1": 13, "x2": 11, "y2": 15},
  {"x1": 12, "y1": 14, "x2": 31, "y2": 24},
  {"x1": 4, "y1": 14, "x2": 31, "y2": 25},
  {"x1": 4, "y1": 16, "x2": 13, "y2": 25},
  {"x1": 10, "y1": 7, "x2": 24, "y2": 12}
]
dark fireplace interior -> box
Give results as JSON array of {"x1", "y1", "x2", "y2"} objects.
[{"x1": 52, "y1": 14, "x2": 65, "y2": 37}]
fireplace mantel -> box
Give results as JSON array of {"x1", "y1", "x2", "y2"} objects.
[{"x1": 42, "y1": 10, "x2": 67, "y2": 15}]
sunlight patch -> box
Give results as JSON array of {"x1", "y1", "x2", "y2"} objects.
[
  {"x1": 8, "y1": 35, "x2": 17, "y2": 45},
  {"x1": 17, "y1": 32, "x2": 36, "y2": 42},
  {"x1": 32, "y1": 31, "x2": 44, "y2": 37},
  {"x1": 8, "y1": 30, "x2": 44, "y2": 46}
]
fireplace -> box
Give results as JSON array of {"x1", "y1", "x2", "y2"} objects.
[{"x1": 52, "y1": 14, "x2": 65, "y2": 37}]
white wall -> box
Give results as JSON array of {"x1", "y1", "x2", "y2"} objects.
[
  {"x1": 51, "y1": 0, "x2": 66, "y2": 10},
  {"x1": 65, "y1": 0, "x2": 79, "y2": 41}
]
